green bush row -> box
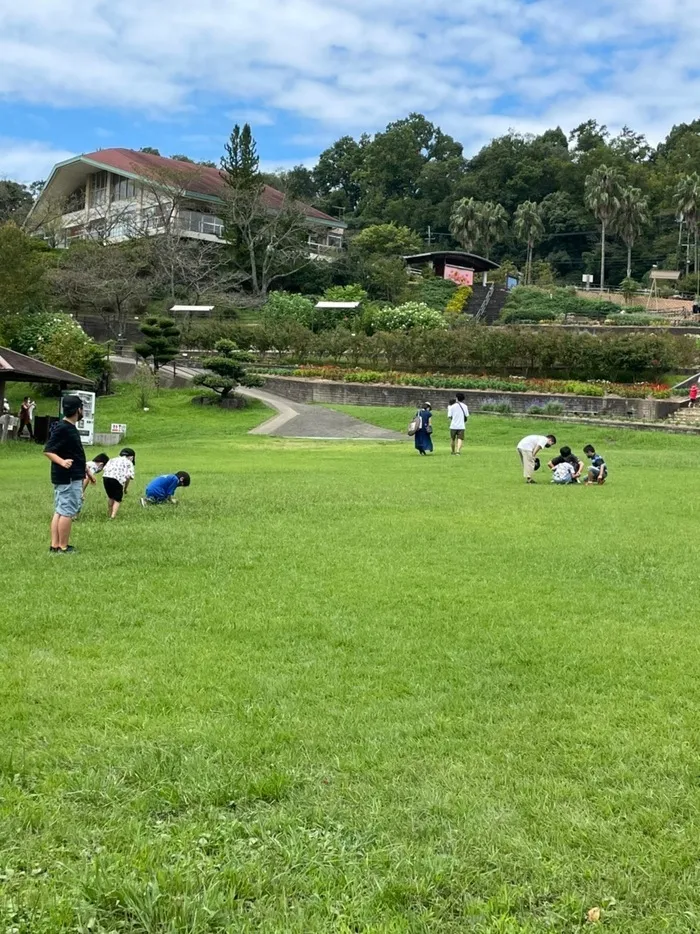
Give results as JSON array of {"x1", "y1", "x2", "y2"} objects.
[{"x1": 183, "y1": 319, "x2": 696, "y2": 383}]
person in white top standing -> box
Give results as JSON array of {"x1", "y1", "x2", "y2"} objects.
[
  {"x1": 516, "y1": 433, "x2": 556, "y2": 484},
  {"x1": 447, "y1": 393, "x2": 469, "y2": 455}
]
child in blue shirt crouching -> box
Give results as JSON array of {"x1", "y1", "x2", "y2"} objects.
[{"x1": 141, "y1": 471, "x2": 191, "y2": 506}]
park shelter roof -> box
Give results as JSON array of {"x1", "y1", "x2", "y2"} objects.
[
  {"x1": 403, "y1": 251, "x2": 500, "y2": 273},
  {"x1": 0, "y1": 347, "x2": 93, "y2": 386}
]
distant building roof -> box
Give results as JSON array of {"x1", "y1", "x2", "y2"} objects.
[
  {"x1": 403, "y1": 251, "x2": 500, "y2": 273},
  {"x1": 65, "y1": 149, "x2": 345, "y2": 227},
  {"x1": 0, "y1": 347, "x2": 93, "y2": 386}
]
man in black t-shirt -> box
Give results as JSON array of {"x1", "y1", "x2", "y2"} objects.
[
  {"x1": 547, "y1": 445, "x2": 583, "y2": 482},
  {"x1": 43, "y1": 395, "x2": 88, "y2": 554}
]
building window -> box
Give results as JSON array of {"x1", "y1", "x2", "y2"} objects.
[
  {"x1": 142, "y1": 205, "x2": 165, "y2": 231},
  {"x1": 89, "y1": 171, "x2": 109, "y2": 206},
  {"x1": 66, "y1": 185, "x2": 86, "y2": 212},
  {"x1": 112, "y1": 174, "x2": 137, "y2": 201}
]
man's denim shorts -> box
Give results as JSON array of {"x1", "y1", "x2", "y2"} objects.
[{"x1": 53, "y1": 480, "x2": 83, "y2": 518}]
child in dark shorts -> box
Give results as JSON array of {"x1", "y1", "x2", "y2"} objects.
[{"x1": 101, "y1": 447, "x2": 136, "y2": 518}]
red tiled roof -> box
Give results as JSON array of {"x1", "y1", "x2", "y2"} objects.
[
  {"x1": 81, "y1": 149, "x2": 340, "y2": 224},
  {"x1": 0, "y1": 347, "x2": 93, "y2": 385}
]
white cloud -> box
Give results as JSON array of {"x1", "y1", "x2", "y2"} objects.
[
  {"x1": 0, "y1": 139, "x2": 75, "y2": 184},
  {"x1": 1, "y1": 0, "x2": 700, "y2": 159}
]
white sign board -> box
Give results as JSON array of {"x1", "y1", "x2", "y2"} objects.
[
  {"x1": 582, "y1": 274, "x2": 594, "y2": 283},
  {"x1": 111, "y1": 423, "x2": 127, "y2": 435},
  {"x1": 61, "y1": 390, "x2": 96, "y2": 445}
]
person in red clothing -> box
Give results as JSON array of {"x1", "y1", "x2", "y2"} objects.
[{"x1": 690, "y1": 383, "x2": 698, "y2": 407}]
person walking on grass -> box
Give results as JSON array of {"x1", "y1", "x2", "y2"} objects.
[
  {"x1": 414, "y1": 402, "x2": 433, "y2": 456},
  {"x1": 101, "y1": 447, "x2": 136, "y2": 519},
  {"x1": 17, "y1": 396, "x2": 34, "y2": 440},
  {"x1": 447, "y1": 393, "x2": 469, "y2": 455},
  {"x1": 43, "y1": 395, "x2": 87, "y2": 554},
  {"x1": 516, "y1": 433, "x2": 556, "y2": 484}
]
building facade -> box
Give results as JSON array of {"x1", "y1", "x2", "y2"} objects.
[{"x1": 30, "y1": 149, "x2": 346, "y2": 259}]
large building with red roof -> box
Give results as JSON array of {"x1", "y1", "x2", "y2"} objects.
[{"x1": 32, "y1": 148, "x2": 346, "y2": 257}]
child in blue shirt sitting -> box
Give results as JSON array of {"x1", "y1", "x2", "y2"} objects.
[
  {"x1": 584, "y1": 446, "x2": 607, "y2": 485},
  {"x1": 141, "y1": 471, "x2": 191, "y2": 506}
]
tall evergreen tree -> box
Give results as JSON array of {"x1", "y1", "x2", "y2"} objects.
[{"x1": 221, "y1": 123, "x2": 262, "y2": 192}]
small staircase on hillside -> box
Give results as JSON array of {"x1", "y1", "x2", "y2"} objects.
[
  {"x1": 463, "y1": 285, "x2": 510, "y2": 325},
  {"x1": 666, "y1": 405, "x2": 700, "y2": 427}
]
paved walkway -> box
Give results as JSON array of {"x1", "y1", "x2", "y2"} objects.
[
  {"x1": 238, "y1": 387, "x2": 406, "y2": 441},
  {"x1": 112, "y1": 356, "x2": 405, "y2": 441}
]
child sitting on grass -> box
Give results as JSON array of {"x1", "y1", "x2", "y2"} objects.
[
  {"x1": 141, "y1": 471, "x2": 190, "y2": 507},
  {"x1": 584, "y1": 445, "x2": 607, "y2": 485},
  {"x1": 83, "y1": 452, "x2": 109, "y2": 496},
  {"x1": 551, "y1": 460, "x2": 576, "y2": 485}
]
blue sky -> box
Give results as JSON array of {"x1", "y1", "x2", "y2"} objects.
[{"x1": 0, "y1": 0, "x2": 695, "y2": 183}]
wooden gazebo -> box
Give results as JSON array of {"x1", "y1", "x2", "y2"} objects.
[{"x1": 0, "y1": 347, "x2": 93, "y2": 441}]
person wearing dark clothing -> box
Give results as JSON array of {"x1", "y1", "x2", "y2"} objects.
[
  {"x1": 414, "y1": 403, "x2": 433, "y2": 455},
  {"x1": 17, "y1": 396, "x2": 33, "y2": 440},
  {"x1": 547, "y1": 445, "x2": 583, "y2": 482},
  {"x1": 43, "y1": 395, "x2": 87, "y2": 554}
]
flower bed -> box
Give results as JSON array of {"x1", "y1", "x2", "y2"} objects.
[{"x1": 287, "y1": 366, "x2": 675, "y2": 399}]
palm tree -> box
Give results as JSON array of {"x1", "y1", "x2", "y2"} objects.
[
  {"x1": 584, "y1": 165, "x2": 624, "y2": 291},
  {"x1": 614, "y1": 186, "x2": 649, "y2": 279},
  {"x1": 478, "y1": 202, "x2": 509, "y2": 259},
  {"x1": 450, "y1": 197, "x2": 481, "y2": 252},
  {"x1": 514, "y1": 201, "x2": 544, "y2": 285},
  {"x1": 675, "y1": 173, "x2": 700, "y2": 297}
]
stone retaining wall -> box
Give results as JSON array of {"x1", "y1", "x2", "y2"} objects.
[{"x1": 261, "y1": 375, "x2": 680, "y2": 422}]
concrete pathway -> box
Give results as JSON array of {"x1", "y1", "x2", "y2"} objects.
[
  {"x1": 112, "y1": 355, "x2": 405, "y2": 441},
  {"x1": 238, "y1": 387, "x2": 406, "y2": 441}
]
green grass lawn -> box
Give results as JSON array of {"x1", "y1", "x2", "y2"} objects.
[{"x1": 3, "y1": 387, "x2": 700, "y2": 932}]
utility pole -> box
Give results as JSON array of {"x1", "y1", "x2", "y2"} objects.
[{"x1": 426, "y1": 225, "x2": 433, "y2": 246}]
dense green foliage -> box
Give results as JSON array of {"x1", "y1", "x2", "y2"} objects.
[
  {"x1": 289, "y1": 115, "x2": 700, "y2": 287},
  {"x1": 366, "y1": 301, "x2": 447, "y2": 332},
  {"x1": 501, "y1": 286, "x2": 623, "y2": 322},
  {"x1": 214, "y1": 321, "x2": 694, "y2": 381},
  {"x1": 286, "y1": 366, "x2": 673, "y2": 399},
  {"x1": 5, "y1": 386, "x2": 700, "y2": 931}
]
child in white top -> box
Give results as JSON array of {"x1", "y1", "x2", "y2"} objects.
[
  {"x1": 102, "y1": 448, "x2": 136, "y2": 519},
  {"x1": 551, "y1": 461, "x2": 575, "y2": 485},
  {"x1": 83, "y1": 453, "x2": 110, "y2": 496}
]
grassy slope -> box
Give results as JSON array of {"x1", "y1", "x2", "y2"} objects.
[{"x1": 2, "y1": 389, "x2": 700, "y2": 932}]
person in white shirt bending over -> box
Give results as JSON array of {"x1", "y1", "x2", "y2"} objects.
[
  {"x1": 447, "y1": 393, "x2": 469, "y2": 455},
  {"x1": 516, "y1": 433, "x2": 556, "y2": 484}
]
